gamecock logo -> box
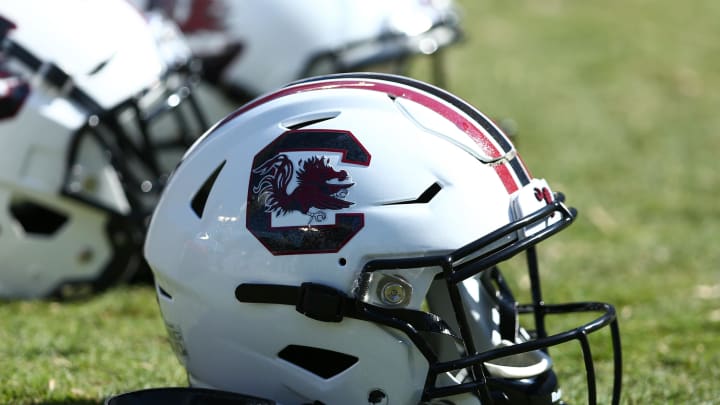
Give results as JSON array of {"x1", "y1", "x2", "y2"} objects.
[
  {"x1": 252, "y1": 155, "x2": 354, "y2": 221},
  {"x1": 246, "y1": 129, "x2": 371, "y2": 255}
]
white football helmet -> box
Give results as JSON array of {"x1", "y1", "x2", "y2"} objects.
[
  {"x1": 0, "y1": 0, "x2": 210, "y2": 299},
  {"x1": 137, "y1": 0, "x2": 461, "y2": 101},
  {"x1": 145, "y1": 73, "x2": 622, "y2": 404}
]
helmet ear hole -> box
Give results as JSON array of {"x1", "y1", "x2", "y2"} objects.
[
  {"x1": 278, "y1": 345, "x2": 358, "y2": 379},
  {"x1": 9, "y1": 199, "x2": 68, "y2": 235}
]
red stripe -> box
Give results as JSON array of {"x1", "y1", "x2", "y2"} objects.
[
  {"x1": 217, "y1": 78, "x2": 520, "y2": 193},
  {"x1": 496, "y1": 164, "x2": 518, "y2": 194}
]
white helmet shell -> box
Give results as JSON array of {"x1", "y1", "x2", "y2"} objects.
[
  {"x1": 139, "y1": 0, "x2": 461, "y2": 99},
  {"x1": 145, "y1": 73, "x2": 621, "y2": 404},
  {"x1": 0, "y1": 0, "x2": 209, "y2": 298}
]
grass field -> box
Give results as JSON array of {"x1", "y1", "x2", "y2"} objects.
[{"x1": 2, "y1": 0, "x2": 720, "y2": 403}]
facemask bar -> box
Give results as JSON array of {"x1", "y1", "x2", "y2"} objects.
[
  {"x1": 360, "y1": 193, "x2": 622, "y2": 404},
  {"x1": 234, "y1": 192, "x2": 621, "y2": 403},
  {"x1": 62, "y1": 74, "x2": 208, "y2": 220},
  {"x1": 1, "y1": 26, "x2": 208, "y2": 221},
  {"x1": 426, "y1": 298, "x2": 620, "y2": 404},
  {"x1": 518, "y1": 246, "x2": 623, "y2": 405}
]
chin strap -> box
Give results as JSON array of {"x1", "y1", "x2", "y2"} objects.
[{"x1": 235, "y1": 282, "x2": 461, "y2": 342}]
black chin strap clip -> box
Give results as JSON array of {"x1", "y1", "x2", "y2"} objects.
[
  {"x1": 296, "y1": 282, "x2": 349, "y2": 322},
  {"x1": 235, "y1": 282, "x2": 460, "y2": 342},
  {"x1": 235, "y1": 282, "x2": 354, "y2": 323}
]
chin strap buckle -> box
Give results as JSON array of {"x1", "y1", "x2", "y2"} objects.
[
  {"x1": 296, "y1": 282, "x2": 347, "y2": 323},
  {"x1": 236, "y1": 282, "x2": 350, "y2": 323}
]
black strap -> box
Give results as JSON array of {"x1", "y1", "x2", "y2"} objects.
[
  {"x1": 235, "y1": 283, "x2": 301, "y2": 306},
  {"x1": 2, "y1": 38, "x2": 106, "y2": 115},
  {"x1": 0, "y1": 17, "x2": 15, "y2": 43},
  {"x1": 236, "y1": 282, "x2": 353, "y2": 322},
  {"x1": 105, "y1": 387, "x2": 276, "y2": 405},
  {"x1": 235, "y1": 282, "x2": 460, "y2": 341}
]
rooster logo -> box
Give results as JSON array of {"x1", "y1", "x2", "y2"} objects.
[
  {"x1": 246, "y1": 129, "x2": 370, "y2": 255},
  {"x1": 251, "y1": 154, "x2": 354, "y2": 224}
]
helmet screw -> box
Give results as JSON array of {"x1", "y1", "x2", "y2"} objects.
[
  {"x1": 381, "y1": 282, "x2": 407, "y2": 305},
  {"x1": 77, "y1": 247, "x2": 94, "y2": 264},
  {"x1": 374, "y1": 275, "x2": 412, "y2": 307}
]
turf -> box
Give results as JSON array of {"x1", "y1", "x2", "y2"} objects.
[{"x1": 2, "y1": 0, "x2": 720, "y2": 403}]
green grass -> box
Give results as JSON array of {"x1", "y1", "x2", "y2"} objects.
[
  {"x1": 0, "y1": 288, "x2": 185, "y2": 404},
  {"x1": 3, "y1": 0, "x2": 720, "y2": 403},
  {"x1": 442, "y1": 0, "x2": 720, "y2": 403}
]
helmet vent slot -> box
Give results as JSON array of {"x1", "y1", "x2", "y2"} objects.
[
  {"x1": 87, "y1": 58, "x2": 111, "y2": 75},
  {"x1": 191, "y1": 160, "x2": 226, "y2": 218},
  {"x1": 9, "y1": 200, "x2": 68, "y2": 235},
  {"x1": 157, "y1": 284, "x2": 173, "y2": 300},
  {"x1": 282, "y1": 111, "x2": 340, "y2": 130},
  {"x1": 278, "y1": 345, "x2": 358, "y2": 379},
  {"x1": 383, "y1": 182, "x2": 442, "y2": 205}
]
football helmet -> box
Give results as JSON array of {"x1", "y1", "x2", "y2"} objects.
[
  {"x1": 145, "y1": 73, "x2": 622, "y2": 404},
  {"x1": 136, "y1": 0, "x2": 462, "y2": 101},
  {"x1": 0, "y1": 0, "x2": 210, "y2": 299}
]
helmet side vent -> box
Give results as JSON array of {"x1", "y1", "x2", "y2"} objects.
[
  {"x1": 87, "y1": 58, "x2": 111, "y2": 76},
  {"x1": 278, "y1": 345, "x2": 358, "y2": 379},
  {"x1": 190, "y1": 161, "x2": 226, "y2": 218},
  {"x1": 281, "y1": 111, "x2": 340, "y2": 130},
  {"x1": 9, "y1": 199, "x2": 68, "y2": 235},
  {"x1": 382, "y1": 182, "x2": 442, "y2": 206},
  {"x1": 157, "y1": 284, "x2": 173, "y2": 300}
]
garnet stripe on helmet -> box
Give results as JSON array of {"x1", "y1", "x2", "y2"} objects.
[
  {"x1": 346, "y1": 73, "x2": 515, "y2": 155},
  {"x1": 216, "y1": 76, "x2": 526, "y2": 193}
]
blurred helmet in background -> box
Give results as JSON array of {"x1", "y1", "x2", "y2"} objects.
[
  {"x1": 135, "y1": 0, "x2": 462, "y2": 101},
  {"x1": 0, "y1": 0, "x2": 212, "y2": 299},
  {"x1": 145, "y1": 73, "x2": 621, "y2": 404}
]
